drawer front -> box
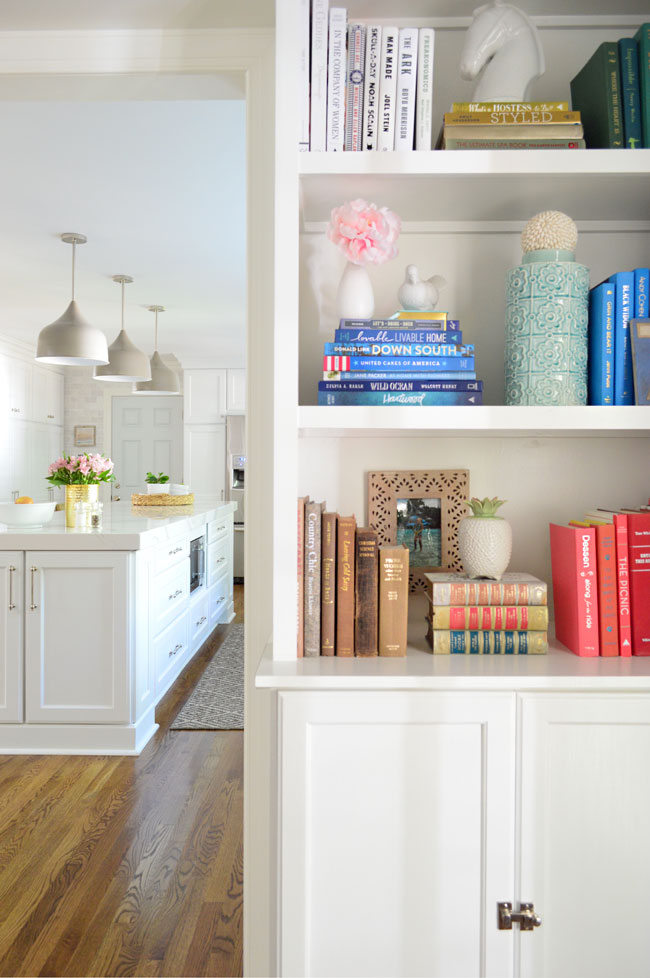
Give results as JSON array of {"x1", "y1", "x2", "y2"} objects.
[
  {"x1": 153, "y1": 560, "x2": 189, "y2": 637},
  {"x1": 155, "y1": 536, "x2": 190, "y2": 576},
  {"x1": 208, "y1": 514, "x2": 231, "y2": 545},
  {"x1": 190, "y1": 590, "x2": 211, "y2": 652},
  {"x1": 207, "y1": 537, "x2": 230, "y2": 588},
  {"x1": 210, "y1": 573, "x2": 231, "y2": 626},
  {"x1": 155, "y1": 608, "x2": 190, "y2": 692}
]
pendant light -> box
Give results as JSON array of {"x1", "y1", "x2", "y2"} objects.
[
  {"x1": 36, "y1": 233, "x2": 109, "y2": 366},
  {"x1": 94, "y1": 275, "x2": 151, "y2": 382},
  {"x1": 133, "y1": 305, "x2": 180, "y2": 395}
]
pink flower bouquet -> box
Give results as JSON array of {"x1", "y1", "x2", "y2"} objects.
[
  {"x1": 46, "y1": 453, "x2": 115, "y2": 486},
  {"x1": 327, "y1": 198, "x2": 401, "y2": 265}
]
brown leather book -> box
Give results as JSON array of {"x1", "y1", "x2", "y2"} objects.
[
  {"x1": 296, "y1": 496, "x2": 309, "y2": 658},
  {"x1": 303, "y1": 500, "x2": 324, "y2": 657},
  {"x1": 379, "y1": 545, "x2": 409, "y2": 656},
  {"x1": 354, "y1": 527, "x2": 379, "y2": 656},
  {"x1": 336, "y1": 515, "x2": 356, "y2": 656},
  {"x1": 321, "y1": 512, "x2": 337, "y2": 655}
]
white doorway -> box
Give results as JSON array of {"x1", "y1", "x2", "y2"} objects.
[{"x1": 111, "y1": 395, "x2": 183, "y2": 500}]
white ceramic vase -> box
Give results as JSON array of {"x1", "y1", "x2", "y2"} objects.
[
  {"x1": 336, "y1": 261, "x2": 374, "y2": 320},
  {"x1": 458, "y1": 516, "x2": 513, "y2": 580},
  {"x1": 146, "y1": 483, "x2": 170, "y2": 494}
]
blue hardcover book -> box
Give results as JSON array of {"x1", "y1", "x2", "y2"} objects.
[
  {"x1": 323, "y1": 355, "x2": 475, "y2": 371},
  {"x1": 629, "y1": 318, "x2": 650, "y2": 403},
  {"x1": 324, "y1": 342, "x2": 473, "y2": 357},
  {"x1": 340, "y1": 318, "x2": 459, "y2": 330},
  {"x1": 588, "y1": 281, "x2": 615, "y2": 405},
  {"x1": 609, "y1": 270, "x2": 635, "y2": 405},
  {"x1": 619, "y1": 38, "x2": 643, "y2": 147},
  {"x1": 323, "y1": 371, "x2": 477, "y2": 380},
  {"x1": 335, "y1": 327, "x2": 463, "y2": 344},
  {"x1": 318, "y1": 390, "x2": 483, "y2": 406},
  {"x1": 634, "y1": 267, "x2": 649, "y2": 318},
  {"x1": 319, "y1": 380, "x2": 483, "y2": 392}
]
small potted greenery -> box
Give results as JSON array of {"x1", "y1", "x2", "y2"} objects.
[{"x1": 145, "y1": 471, "x2": 171, "y2": 494}]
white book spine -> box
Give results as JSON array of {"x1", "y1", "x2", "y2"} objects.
[
  {"x1": 299, "y1": 0, "x2": 311, "y2": 150},
  {"x1": 326, "y1": 7, "x2": 347, "y2": 151},
  {"x1": 310, "y1": 0, "x2": 329, "y2": 152},
  {"x1": 415, "y1": 28, "x2": 435, "y2": 150},
  {"x1": 362, "y1": 25, "x2": 382, "y2": 151},
  {"x1": 394, "y1": 27, "x2": 418, "y2": 151},
  {"x1": 377, "y1": 26, "x2": 399, "y2": 151},
  {"x1": 345, "y1": 24, "x2": 366, "y2": 151}
]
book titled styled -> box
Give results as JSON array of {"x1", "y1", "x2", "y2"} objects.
[
  {"x1": 336, "y1": 515, "x2": 356, "y2": 656},
  {"x1": 444, "y1": 109, "x2": 581, "y2": 126},
  {"x1": 630, "y1": 318, "x2": 650, "y2": 403},
  {"x1": 619, "y1": 37, "x2": 643, "y2": 148},
  {"x1": 377, "y1": 25, "x2": 399, "y2": 151},
  {"x1": 430, "y1": 604, "x2": 549, "y2": 631},
  {"x1": 394, "y1": 27, "x2": 418, "y2": 150},
  {"x1": 549, "y1": 523, "x2": 599, "y2": 656},
  {"x1": 588, "y1": 281, "x2": 615, "y2": 405},
  {"x1": 626, "y1": 513, "x2": 650, "y2": 655},
  {"x1": 297, "y1": 495, "x2": 309, "y2": 657},
  {"x1": 304, "y1": 500, "x2": 324, "y2": 657},
  {"x1": 362, "y1": 25, "x2": 382, "y2": 150},
  {"x1": 354, "y1": 527, "x2": 379, "y2": 656},
  {"x1": 415, "y1": 28, "x2": 434, "y2": 150},
  {"x1": 570, "y1": 41, "x2": 623, "y2": 148},
  {"x1": 609, "y1": 270, "x2": 635, "y2": 405},
  {"x1": 326, "y1": 7, "x2": 347, "y2": 152},
  {"x1": 345, "y1": 23, "x2": 366, "y2": 151},
  {"x1": 378, "y1": 545, "x2": 409, "y2": 656},
  {"x1": 309, "y1": 0, "x2": 329, "y2": 152},
  {"x1": 321, "y1": 512, "x2": 337, "y2": 656},
  {"x1": 425, "y1": 571, "x2": 548, "y2": 606},
  {"x1": 593, "y1": 522, "x2": 620, "y2": 656}
]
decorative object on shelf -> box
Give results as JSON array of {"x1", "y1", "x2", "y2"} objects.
[
  {"x1": 397, "y1": 265, "x2": 447, "y2": 311},
  {"x1": 368, "y1": 469, "x2": 469, "y2": 592},
  {"x1": 36, "y1": 233, "x2": 109, "y2": 367},
  {"x1": 134, "y1": 305, "x2": 181, "y2": 395},
  {"x1": 145, "y1": 471, "x2": 170, "y2": 494},
  {"x1": 94, "y1": 275, "x2": 151, "y2": 383},
  {"x1": 459, "y1": 0, "x2": 545, "y2": 103},
  {"x1": 73, "y1": 425, "x2": 96, "y2": 448},
  {"x1": 505, "y1": 210, "x2": 589, "y2": 406},
  {"x1": 458, "y1": 497, "x2": 513, "y2": 581},
  {"x1": 327, "y1": 198, "x2": 401, "y2": 320},
  {"x1": 46, "y1": 453, "x2": 115, "y2": 528}
]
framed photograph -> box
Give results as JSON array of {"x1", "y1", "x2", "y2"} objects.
[
  {"x1": 73, "y1": 425, "x2": 96, "y2": 448},
  {"x1": 368, "y1": 469, "x2": 469, "y2": 591}
]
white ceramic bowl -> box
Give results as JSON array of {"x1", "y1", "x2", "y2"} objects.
[
  {"x1": 0, "y1": 501, "x2": 57, "y2": 528},
  {"x1": 170, "y1": 484, "x2": 190, "y2": 495},
  {"x1": 146, "y1": 483, "x2": 170, "y2": 494}
]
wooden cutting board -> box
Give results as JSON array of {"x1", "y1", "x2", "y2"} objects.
[{"x1": 131, "y1": 493, "x2": 195, "y2": 506}]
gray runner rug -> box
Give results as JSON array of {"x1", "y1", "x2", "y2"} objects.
[{"x1": 170, "y1": 623, "x2": 244, "y2": 730}]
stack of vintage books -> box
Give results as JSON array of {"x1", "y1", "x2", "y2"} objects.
[{"x1": 438, "y1": 100, "x2": 585, "y2": 150}]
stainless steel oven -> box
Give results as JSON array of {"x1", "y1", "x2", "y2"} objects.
[{"x1": 190, "y1": 535, "x2": 205, "y2": 593}]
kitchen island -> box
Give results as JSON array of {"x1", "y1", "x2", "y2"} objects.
[{"x1": 0, "y1": 498, "x2": 236, "y2": 754}]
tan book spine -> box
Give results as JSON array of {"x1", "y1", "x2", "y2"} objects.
[
  {"x1": 355, "y1": 527, "x2": 379, "y2": 656},
  {"x1": 336, "y1": 516, "x2": 356, "y2": 656},
  {"x1": 303, "y1": 501, "x2": 324, "y2": 657},
  {"x1": 379, "y1": 545, "x2": 409, "y2": 656},
  {"x1": 321, "y1": 512, "x2": 337, "y2": 656},
  {"x1": 444, "y1": 109, "x2": 580, "y2": 125},
  {"x1": 296, "y1": 496, "x2": 309, "y2": 657}
]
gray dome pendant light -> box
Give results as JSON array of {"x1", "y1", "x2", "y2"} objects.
[
  {"x1": 36, "y1": 233, "x2": 109, "y2": 366},
  {"x1": 94, "y1": 275, "x2": 151, "y2": 383},
  {"x1": 134, "y1": 305, "x2": 180, "y2": 395}
]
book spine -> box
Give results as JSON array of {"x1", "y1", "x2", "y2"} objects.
[
  {"x1": 429, "y1": 629, "x2": 548, "y2": 654},
  {"x1": 303, "y1": 501, "x2": 323, "y2": 656},
  {"x1": 634, "y1": 267, "x2": 649, "y2": 318},
  {"x1": 335, "y1": 328, "x2": 462, "y2": 344},
  {"x1": 451, "y1": 101, "x2": 569, "y2": 113},
  {"x1": 595, "y1": 523, "x2": 619, "y2": 656},
  {"x1": 324, "y1": 371, "x2": 476, "y2": 381},
  {"x1": 323, "y1": 355, "x2": 475, "y2": 371},
  {"x1": 297, "y1": 496, "x2": 308, "y2": 657},
  {"x1": 318, "y1": 390, "x2": 482, "y2": 406},
  {"x1": 378, "y1": 545, "x2": 409, "y2": 656},
  {"x1": 627, "y1": 514, "x2": 650, "y2": 655},
  {"x1": 613, "y1": 514, "x2": 632, "y2": 656},
  {"x1": 428, "y1": 579, "x2": 547, "y2": 606},
  {"x1": 324, "y1": 342, "x2": 472, "y2": 357},
  {"x1": 394, "y1": 311, "x2": 449, "y2": 321},
  {"x1": 298, "y1": 0, "x2": 311, "y2": 150},
  {"x1": 588, "y1": 282, "x2": 615, "y2": 405},
  {"x1": 320, "y1": 380, "x2": 483, "y2": 392},
  {"x1": 339, "y1": 317, "x2": 454, "y2": 328},
  {"x1": 362, "y1": 25, "x2": 382, "y2": 150},
  {"x1": 635, "y1": 23, "x2": 650, "y2": 147},
  {"x1": 345, "y1": 24, "x2": 366, "y2": 151},
  {"x1": 309, "y1": 0, "x2": 329, "y2": 152},
  {"x1": 444, "y1": 110, "x2": 582, "y2": 125},
  {"x1": 336, "y1": 516, "x2": 356, "y2": 655},
  {"x1": 354, "y1": 527, "x2": 379, "y2": 656},
  {"x1": 320, "y1": 512, "x2": 337, "y2": 655},
  {"x1": 431, "y1": 605, "x2": 549, "y2": 631},
  {"x1": 377, "y1": 26, "x2": 399, "y2": 150},
  {"x1": 444, "y1": 124, "x2": 583, "y2": 140},
  {"x1": 619, "y1": 38, "x2": 643, "y2": 148},
  {"x1": 415, "y1": 28, "x2": 434, "y2": 150},
  {"x1": 443, "y1": 137, "x2": 585, "y2": 150},
  {"x1": 326, "y1": 7, "x2": 346, "y2": 152},
  {"x1": 610, "y1": 271, "x2": 635, "y2": 405},
  {"x1": 606, "y1": 43, "x2": 624, "y2": 147},
  {"x1": 394, "y1": 27, "x2": 418, "y2": 150},
  {"x1": 577, "y1": 527, "x2": 599, "y2": 656}
]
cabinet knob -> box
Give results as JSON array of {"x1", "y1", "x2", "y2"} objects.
[
  {"x1": 498, "y1": 902, "x2": 542, "y2": 931},
  {"x1": 168, "y1": 589, "x2": 183, "y2": 601}
]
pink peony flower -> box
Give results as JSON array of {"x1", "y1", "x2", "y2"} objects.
[{"x1": 327, "y1": 198, "x2": 401, "y2": 266}]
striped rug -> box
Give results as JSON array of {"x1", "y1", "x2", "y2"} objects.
[{"x1": 170, "y1": 624, "x2": 244, "y2": 730}]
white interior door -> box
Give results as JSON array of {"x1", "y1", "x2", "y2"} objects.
[{"x1": 112, "y1": 395, "x2": 183, "y2": 499}]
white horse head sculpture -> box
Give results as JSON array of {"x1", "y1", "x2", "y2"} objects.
[{"x1": 460, "y1": 0, "x2": 545, "y2": 103}]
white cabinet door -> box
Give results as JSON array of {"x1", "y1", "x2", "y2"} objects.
[
  {"x1": 0, "y1": 553, "x2": 23, "y2": 722},
  {"x1": 6, "y1": 357, "x2": 32, "y2": 419},
  {"x1": 25, "y1": 551, "x2": 131, "y2": 723},
  {"x1": 226, "y1": 369, "x2": 246, "y2": 412},
  {"x1": 10, "y1": 420, "x2": 30, "y2": 499},
  {"x1": 280, "y1": 691, "x2": 516, "y2": 978},
  {"x1": 520, "y1": 694, "x2": 650, "y2": 978},
  {"x1": 33, "y1": 367, "x2": 64, "y2": 425},
  {"x1": 184, "y1": 424, "x2": 225, "y2": 497},
  {"x1": 184, "y1": 368, "x2": 227, "y2": 423}
]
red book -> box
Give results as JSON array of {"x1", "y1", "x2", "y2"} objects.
[
  {"x1": 626, "y1": 513, "x2": 650, "y2": 656},
  {"x1": 549, "y1": 523, "x2": 599, "y2": 656},
  {"x1": 593, "y1": 523, "x2": 619, "y2": 656},
  {"x1": 613, "y1": 514, "x2": 632, "y2": 656}
]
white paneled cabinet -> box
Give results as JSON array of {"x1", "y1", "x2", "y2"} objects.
[
  {"x1": 0, "y1": 553, "x2": 23, "y2": 723},
  {"x1": 226, "y1": 368, "x2": 246, "y2": 412},
  {"x1": 6, "y1": 357, "x2": 32, "y2": 419},
  {"x1": 184, "y1": 368, "x2": 227, "y2": 423},
  {"x1": 32, "y1": 366, "x2": 64, "y2": 425},
  {"x1": 184, "y1": 424, "x2": 226, "y2": 498}
]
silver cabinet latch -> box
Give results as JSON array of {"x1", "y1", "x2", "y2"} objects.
[{"x1": 498, "y1": 902, "x2": 542, "y2": 931}]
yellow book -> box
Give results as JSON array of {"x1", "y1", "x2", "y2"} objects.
[
  {"x1": 444, "y1": 110, "x2": 580, "y2": 126},
  {"x1": 451, "y1": 101, "x2": 569, "y2": 113},
  {"x1": 393, "y1": 311, "x2": 448, "y2": 321}
]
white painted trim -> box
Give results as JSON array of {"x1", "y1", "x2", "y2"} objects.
[
  {"x1": 303, "y1": 220, "x2": 650, "y2": 235},
  {"x1": 0, "y1": 707, "x2": 158, "y2": 754}
]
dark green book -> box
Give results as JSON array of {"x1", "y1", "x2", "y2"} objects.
[
  {"x1": 634, "y1": 23, "x2": 650, "y2": 147},
  {"x1": 570, "y1": 41, "x2": 623, "y2": 148},
  {"x1": 619, "y1": 38, "x2": 643, "y2": 147}
]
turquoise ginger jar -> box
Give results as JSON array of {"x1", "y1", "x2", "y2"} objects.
[{"x1": 505, "y1": 211, "x2": 589, "y2": 405}]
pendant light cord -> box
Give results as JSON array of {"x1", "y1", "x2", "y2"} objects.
[
  {"x1": 154, "y1": 308, "x2": 158, "y2": 351},
  {"x1": 71, "y1": 240, "x2": 76, "y2": 301},
  {"x1": 121, "y1": 279, "x2": 125, "y2": 330}
]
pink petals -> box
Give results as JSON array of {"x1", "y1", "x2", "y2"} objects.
[{"x1": 327, "y1": 198, "x2": 401, "y2": 266}]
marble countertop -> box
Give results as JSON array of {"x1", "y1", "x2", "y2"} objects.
[{"x1": 0, "y1": 498, "x2": 237, "y2": 551}]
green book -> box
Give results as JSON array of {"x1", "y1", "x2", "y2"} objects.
[
  {"x1": 619, "y1": 38, "x2": 643, "y2": 147},
  {"x1": 570, "y1": 41, "x2": 623, "y2": 148},
  {"x1": 634, "y1": 23, "x2": 650, "y2": 147}
]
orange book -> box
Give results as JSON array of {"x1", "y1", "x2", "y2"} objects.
[{"x1": 593, "y1": 522, "x2": 619, "y2": 656}]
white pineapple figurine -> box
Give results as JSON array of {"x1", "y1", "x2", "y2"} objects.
[
  {"x1": 458, "y1": 497, "x2": 513, "y2": 580},
  {"x1": 397, "y1": 264, "x2": 447, "y2": 311}
]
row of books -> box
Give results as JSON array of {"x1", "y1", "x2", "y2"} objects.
[
  {"x1": 298, "y1": 498, "x2": 409, "y2": 657},
  {"x1": 570, "y1": 26, "x2": 650, "y2": 148},
  {"x1": 301, "y1": 3, "x2": 435, "y2": 152},
  {"x1": 423, "y1": 571, "x2": 549, "y2": 655},
  {"x1": 437, "y1": 101, "x2": 586, "y2": 151},
  {"x1": 550, "y1": 505, "x2": 650, "y2": 657},
  {"x1": 588, "y1": 267, "x2": 649, "y2": 405},
  {"x1": 319, "y1": 311, "x2": 484, "y2": 406}
]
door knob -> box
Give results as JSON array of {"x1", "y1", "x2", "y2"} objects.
[{"x1": 498, "y1": 902, "x2": 542, "y2": 931}]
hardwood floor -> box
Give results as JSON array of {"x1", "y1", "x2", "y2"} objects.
[{"x1": 0, "y1": 585, "x2": 245, "y2": 978}]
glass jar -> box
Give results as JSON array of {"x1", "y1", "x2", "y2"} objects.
[
  {"x1": 73, "y1": 500, "x2": 91, "y2": 530},
  {"x1": 89, "y1": 501, "x2": 103, "y2": 530}
]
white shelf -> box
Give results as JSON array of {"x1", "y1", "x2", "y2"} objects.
[{"x1": 298, "y1": 405, "x2": 650, "y2": 437}]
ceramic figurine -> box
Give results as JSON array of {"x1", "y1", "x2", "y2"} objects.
[
  {"x1": 397, "y1": 265, "x2": 447, "y2": 311},
  {"x1": 459, "y1": 0, "x2": 545, "y2": 102},
  {"x1": 458, "y1": 497, "x2": 513, "y2": 581}
]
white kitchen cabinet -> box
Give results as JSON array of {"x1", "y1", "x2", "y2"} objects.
[
  {"x1": 226, "y1": 368, "x2": 246, "y2": 413},
  {"x1": 183, "y1": 368, "x2": 227, "y2": 423},
  {"x1": 0, "y1": 553, "x2": 23, "y2": 723},
  {"x1": 6, "y1": 356, "x2": 32, "y2": 419},
  {"x1": 32, "y1": 367, "x2": 64, "y2": 425},
  {"x1": 184, "y1": 423, "x2": 226, "y2": 498},
  {"x1": 9, "y1": 420, "x2": 30, "y2": 499}
]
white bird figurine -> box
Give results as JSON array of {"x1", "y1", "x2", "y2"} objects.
[{"x1": 398, "y1": 265, "x2": 447, "y2": 311}]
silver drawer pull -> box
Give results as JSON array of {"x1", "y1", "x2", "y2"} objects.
[
  {"x1": 215, "y1": 557, "x2": 226, "y2": 565},
  {"x1": 217, "y1": 524, "x2": 225, "y2": 533},
  {"x1": 8, "y1": 565, "x2": 15, "y2": 610},
  {"x1": 169, "y1": 546, "x2": 183, "y2": 556},
  {"x1": 216, "y1": 596, "x2": 225, "y2": 605},
  {"x1": 168, "y1": 642, "x2": 183, "y2": 657},
  {"x1": 196, "y1": 615, "x2": 207, "y2": 627},
  {"x1": 168, "y1": 588, "x2": 183, "y2": 601},
  {"x1": 47, "y1": 414, "x2": 54, "y2": 419},
  {"x1": 30, "y1": 566, "x2": 37, "y2": 610}
]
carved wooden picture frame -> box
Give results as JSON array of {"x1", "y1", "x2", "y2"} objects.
[{"x1": 368, "y1": 469, "x2": 469, "y2": 592}]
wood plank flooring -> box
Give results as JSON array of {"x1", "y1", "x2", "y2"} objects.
[{"x1": 0, "y1": 585, "x2": 245, "y2": 978}]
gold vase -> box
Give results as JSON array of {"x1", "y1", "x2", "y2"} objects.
[{"x1": 65, "y1": 484, "x2": 99, "y2": 528}]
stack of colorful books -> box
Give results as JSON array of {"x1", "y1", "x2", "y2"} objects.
[
  {"x1": 319, "y1": 310, "x2": 483, "y2": 405},
  {"x1": 588, "y1": 266, "x2": 649, "y2": 405},
  {"x1": 438, "y1": 100, "x2": 585, "y2": 150},
  {"x1": 424, "y1": 571, "x2": 549, "y2": 654}
]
